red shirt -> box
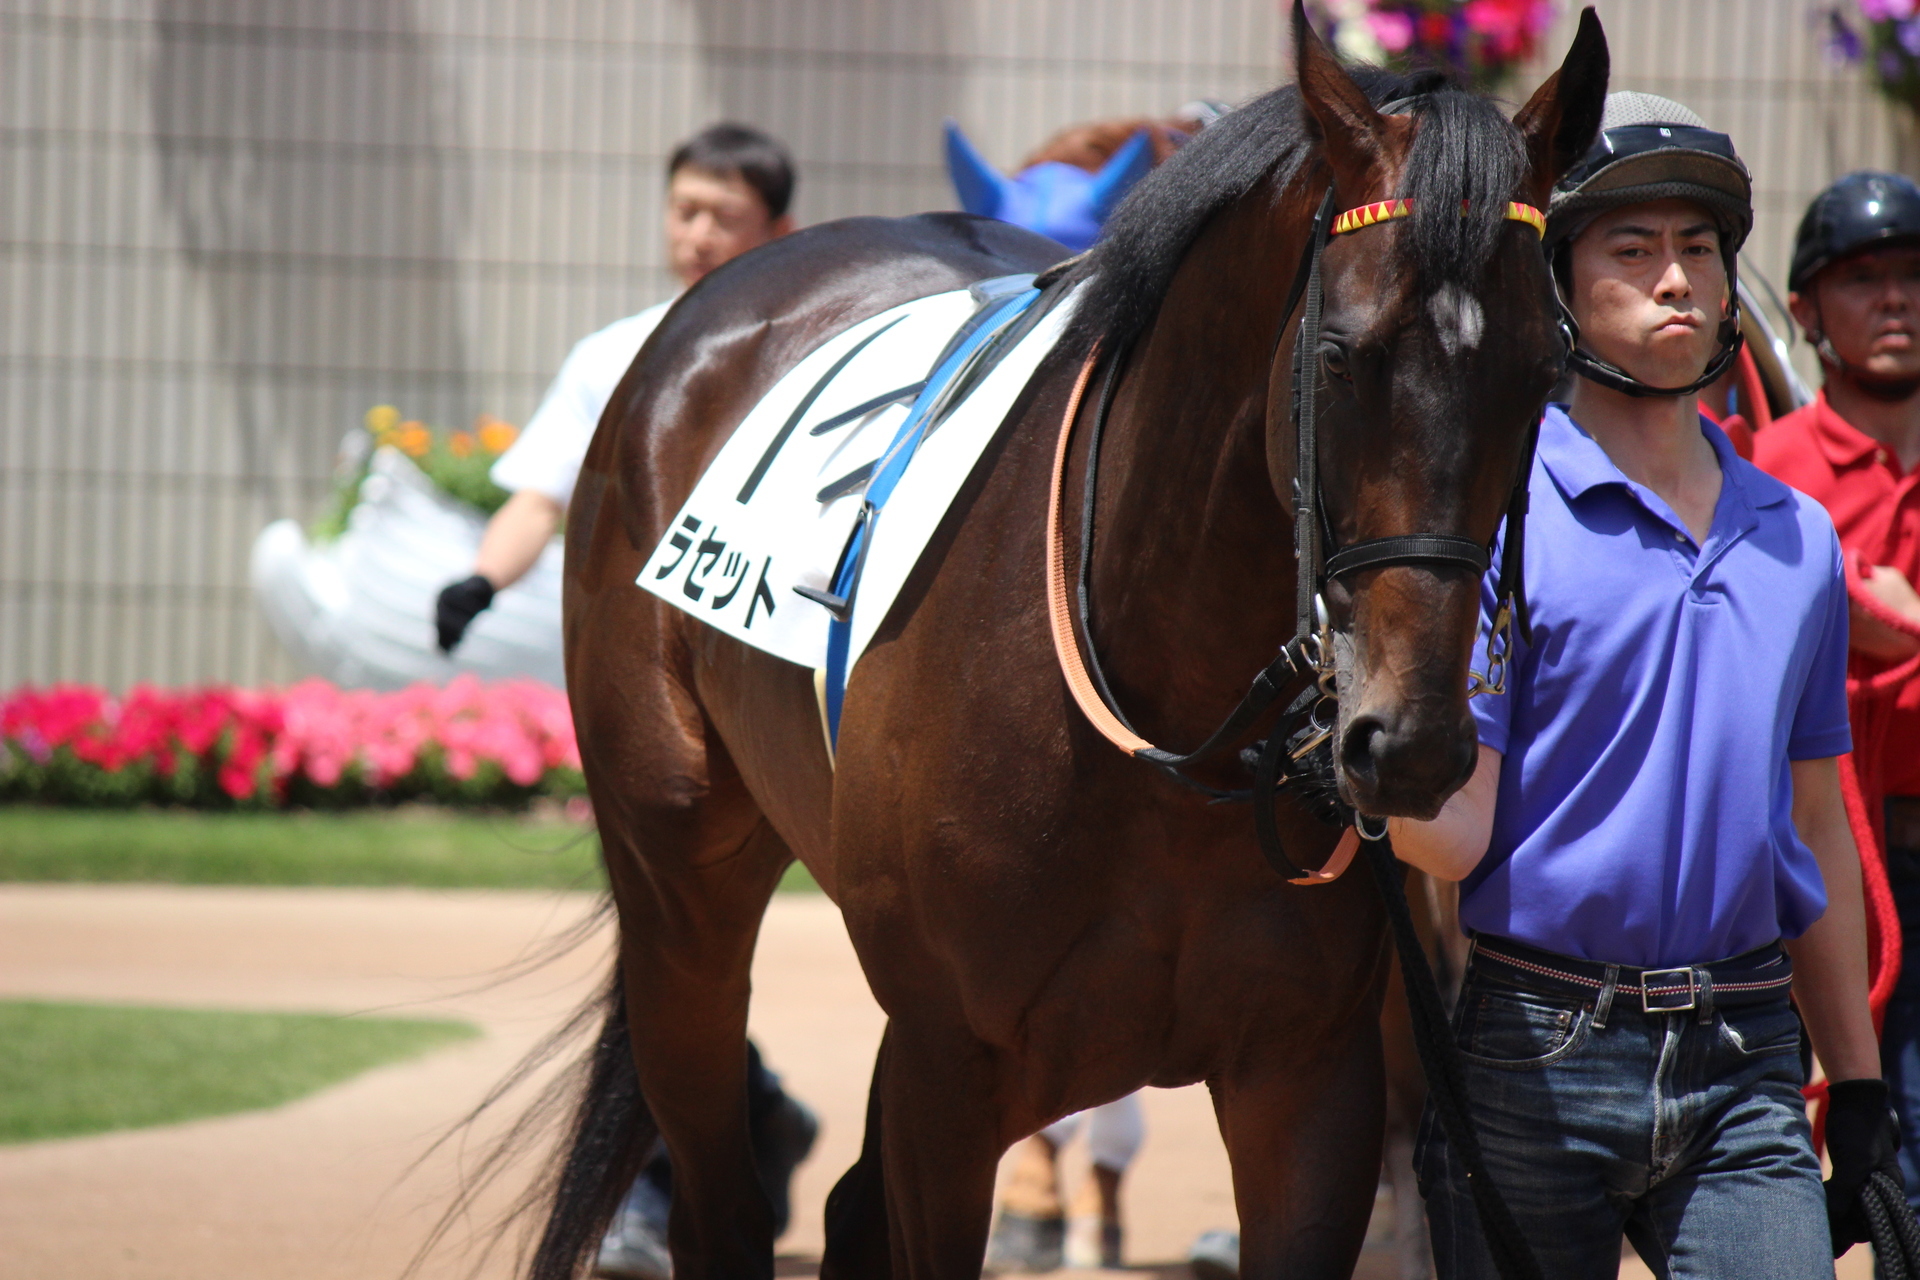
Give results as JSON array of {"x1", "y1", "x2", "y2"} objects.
[{"x1": 1754, "y1": 391, "x2": 1920, "y2": 793}]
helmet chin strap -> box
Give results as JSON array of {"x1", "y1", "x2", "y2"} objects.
[
  {"x1": 1550, "y1": 239, "x2": 1747, "y2": 400},
  {"x1": 1813, "y1": 333, "x2": 1920, "y2": 403},
  {"x1": 1557, "y1": 291, "x2": 1746, "y2": 399}
]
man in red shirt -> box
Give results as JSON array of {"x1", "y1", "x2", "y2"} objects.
[{"x1": 1755, "y1": 169, "x2": 1920, "y2": 1206}]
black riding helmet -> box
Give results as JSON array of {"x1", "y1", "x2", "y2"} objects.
[
  {"x1": 1789, "y1": 171, "x2": 1920, "y2": 294},
  {"x1": 1789, "y1": 171, "x2": 1920, "y2": 400},
  {"x1": 1545, "y1": 93, "x2": 1752, "y2": 398}
]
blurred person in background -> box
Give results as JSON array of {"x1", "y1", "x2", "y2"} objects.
[
  {"x1": 433, "y1": 122, "x2": 795, "y2": 651},
  {"x1": 1754, "y1": 171, "x2": 1920, "y2": 1215},
  {"x1": 433, "y1": 123, "x2": 808, "y2": 1280}
]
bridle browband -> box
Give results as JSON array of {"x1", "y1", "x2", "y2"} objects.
[{"x1": 1044, "y1": 182, "x2": 1547, "y2": 883}]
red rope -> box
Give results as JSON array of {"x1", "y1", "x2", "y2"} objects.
[{"x1": 1809, "y1": 551, "x2": 1920, "y2": 1149}]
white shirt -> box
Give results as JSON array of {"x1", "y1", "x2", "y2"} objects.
[{"x1": 490, "y1": 299, "x2": 674, "y2": 506}]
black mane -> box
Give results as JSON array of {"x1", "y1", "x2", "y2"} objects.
[{"x1": 1064, "y1": 66, "x2": 1529, "y2": 356}]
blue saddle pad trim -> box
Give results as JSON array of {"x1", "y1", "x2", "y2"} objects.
[{"x1": 824, "y1": 286, "x2": 1042, "y2": 745}]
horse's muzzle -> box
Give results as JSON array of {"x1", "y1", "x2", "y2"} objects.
[{"x1": 1337, "y1": 708, "x2": 1478, "y2": 820}]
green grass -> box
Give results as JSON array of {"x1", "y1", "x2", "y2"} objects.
[
  {"x1": 0, "y1": 1000, "x2": 480, "y2": 1143},
  {"x1": 0, "y1": 806, "x2": 822, "y2": 892},
  {"x1": 0, "y1": 807, "x2": 606, "y2": 888}
]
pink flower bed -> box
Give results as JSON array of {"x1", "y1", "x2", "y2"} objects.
[{"x1": 0, "y1": 677, "x2": 583, "y2": 808}]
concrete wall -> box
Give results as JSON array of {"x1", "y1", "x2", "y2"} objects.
[{"x1": 0, "y1": 0, "x2": 1906, "y2": 687}]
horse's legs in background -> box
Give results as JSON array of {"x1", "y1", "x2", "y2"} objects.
[
  {"x1": 1214, "y1": 1017, "x2": 1385, "y2": 1280},
  {"x1": 1061, "y1": 1094, "x2": 1142, "y2": 1266},
  {"x1": 597, "y1": 751, "x2": 792, "y2": 1280},
  {"x1": 983, "y1": 1132, "x2": 1068, "y2": 1271}
]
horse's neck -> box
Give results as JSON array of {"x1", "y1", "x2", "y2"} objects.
[{"x1": 1083, "y1": 187, "x2": 1313, "y2": 740}]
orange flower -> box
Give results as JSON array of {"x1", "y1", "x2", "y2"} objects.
[
  {"x1": 364, "y1": 404, "x2": 401, "y2": 440},
  {"x1": 395, "y1": 422, "x2": 431, "y2": 458},
  {"x1": 449, "y1": 431, "x2": 475, "y2": 458},
  {"x1": 476, "y1": 416, "x2": 519, "y2": 455}
]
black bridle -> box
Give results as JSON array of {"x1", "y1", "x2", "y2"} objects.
[{"x1": 1066, "y1": 180, "x2": 1541, "y2": 876}]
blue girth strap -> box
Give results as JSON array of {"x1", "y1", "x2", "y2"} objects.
[{"x1": 824, "y1": 285, "x2": 1043, "y2": 745}]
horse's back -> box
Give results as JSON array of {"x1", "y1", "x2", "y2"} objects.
[{"x1": 562, "y1": 212, "x2": 1068, "y2": 879}]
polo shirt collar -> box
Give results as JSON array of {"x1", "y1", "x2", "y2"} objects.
[
  {"x1": 1810, "y1": 389, "x2": 1885, "y2": 469},
  {"x1": 1537, "y1": 404, "x2": 1788, "y2": 549}
]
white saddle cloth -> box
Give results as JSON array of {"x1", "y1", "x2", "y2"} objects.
[{"x1": 638, "y1": 283, "x2": 1074, "y2": 671}]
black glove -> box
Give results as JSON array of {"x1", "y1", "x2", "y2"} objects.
[
  {"x1": 1825, "y1": 1077, "x2": 1904, "y2": 1256},
  {"x1": 435, "y1": 574, "x2": 497, "y2": 652}
]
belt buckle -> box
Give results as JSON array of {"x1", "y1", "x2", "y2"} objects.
[{"x1": 1640, "y1": 967, "x2": 1697, "y2": 1013}]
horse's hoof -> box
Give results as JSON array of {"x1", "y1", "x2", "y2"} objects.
[
  {"x1": 983, "y1": 1210, "x2": 1066, "y2": 1273},
  {"x1": 1064, "y1": 1215, "x2": 1122, "y2": 1268},
  {"x1": 1186, "y1": 1228, "x2": 1240, "y2": 1280}
]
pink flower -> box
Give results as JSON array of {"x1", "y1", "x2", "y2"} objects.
[
  {"x1": 1368, "y1": 9, "x2": 1415, "y2": 52},
  {"x1": 2, "y1": 678, "x2": 576, "y2": 806},
  {"x1": 1864, "y1": 0, "x2": 1920, "y2": 22}
]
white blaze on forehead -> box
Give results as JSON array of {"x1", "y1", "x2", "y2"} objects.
[{"x1": 1427, "y1": 283, "x2": 1485, "y2": 356}]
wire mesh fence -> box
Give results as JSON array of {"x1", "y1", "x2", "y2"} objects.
[{"x1": 0, "y1": 0, "x2": 1909, "y2": 689}]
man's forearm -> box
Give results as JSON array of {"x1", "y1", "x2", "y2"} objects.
[
  {"x1": 1786, "y1": 757, "x2": 1881, "y2": 1083},
  {"x1": 1788, "y1": 897, "x2": 1880, "y2": 1083},
  {"x1": 474, "y1": 489, "x2": 563, "y2": 590}
]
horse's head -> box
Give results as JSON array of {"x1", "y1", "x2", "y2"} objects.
[{"x1": 1284, "y1": 6, "x2": 1609, "y2": 818}]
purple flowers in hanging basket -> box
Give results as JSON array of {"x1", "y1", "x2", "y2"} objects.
[{"x1": 1820, "y1": 3, "x2": 1920, "y2": 108}]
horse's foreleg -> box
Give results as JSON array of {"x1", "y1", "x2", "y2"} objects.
[
  {"x1": 1214, "y1": 1017, "x2": 1386, "y2": 1280},
  {"x1": 601, "y1": 790, "x2": 791, "y2": 1280},
  {"x1": 872, "y1": 1021, "x2": 1008, "y2": 1280}
]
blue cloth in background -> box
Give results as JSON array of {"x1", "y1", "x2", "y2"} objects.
[{"x1": 1463, "y1": 405, "x2": 1853, "y2": 969}]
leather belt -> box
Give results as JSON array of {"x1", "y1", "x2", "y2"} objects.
[{"x1": 1470, "y1": 934, "x2": 1792, "y2": 1017}]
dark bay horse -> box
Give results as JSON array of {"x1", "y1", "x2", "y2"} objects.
[{"x1": 544, "y1": 10, "x2": 1608, "y2": 1279}]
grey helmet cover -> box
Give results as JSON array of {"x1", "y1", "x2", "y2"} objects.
[
  {"x1": 1547, "y1": 92, "x2": 1753, "y2": 251},
  {"x1": 1546, "y1": 92, "x2": 1751, "y2": 398}
]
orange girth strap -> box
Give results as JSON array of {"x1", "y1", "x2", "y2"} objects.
[
  {"x1": 1044, "y1": 348, "x2": 1359, "y2": 886},
  {"x1": 1331, "y1": 198, "x2": 1546, "y2": 239}
]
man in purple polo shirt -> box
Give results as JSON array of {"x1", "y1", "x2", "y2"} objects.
[{"x1": 1391, "y1": 93, "x2": 1898, "y2": 1278}]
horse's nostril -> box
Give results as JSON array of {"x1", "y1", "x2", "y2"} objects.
[{"x1": 1340, "y1": 715, "x2": 1386, "y2": 786}]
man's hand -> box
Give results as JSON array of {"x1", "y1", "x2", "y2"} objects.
[
  {"x1": 1852, "y1": 563, "x2": 1920, "y2": 661},
  {"x1": 1385, "y1": 744, "x2": 1502, "y2": 881},
  {"x1": 1824, "y1": 1078, "x2": 1903, "y2": 1256},
  {"x1": 435, "y1": 574, "x2": 496, "y2": 652}
]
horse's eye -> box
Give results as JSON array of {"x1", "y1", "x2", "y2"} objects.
[{"x1": 1321, "y1": 342, "x2": 1352, "y2": 382}]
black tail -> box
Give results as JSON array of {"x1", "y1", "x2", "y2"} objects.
[
  {"x1": 405, "y1": 950, "x2": 656, "y2": 1280},
  {"x1": 528, "y1": 964, "x2": 657, "y2": 1280},
  {"x1": 819, "y1": 1026, "x2": 892, "y2": 1280}
]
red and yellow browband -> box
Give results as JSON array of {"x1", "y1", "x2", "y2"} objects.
[{"x1": 1331, "y1": 198, "x2": 1547, "y2": 239}]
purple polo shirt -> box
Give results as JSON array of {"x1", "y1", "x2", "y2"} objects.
[{"x1": 1463, "y1": 405, "x2": 1853, "y2": 969}]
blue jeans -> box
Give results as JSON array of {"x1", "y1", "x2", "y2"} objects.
[{"x1": 1416, "y1": 951, "x2": 1830, "y2": 1280}]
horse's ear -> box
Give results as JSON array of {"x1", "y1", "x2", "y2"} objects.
[
  {"x1": 1293, "y1": 0, "x2": 1390, "y2": 198},
  {"x1": 1512, "y1": 8, "x2": 1610, "y2": 203},
  {"x1": 945, "y1": 120, "x2": 1011, "y2": 218}
]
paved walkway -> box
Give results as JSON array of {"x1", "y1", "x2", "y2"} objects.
[{"x1": 0, "y1": 885, "x2": 1867, "y2": 1279}]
